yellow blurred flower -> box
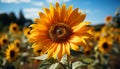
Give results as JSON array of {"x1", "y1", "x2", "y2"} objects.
[
  {"x1": 114, "y1": 28, "x2": 120, "y2": 33},
  {"x1": 98, "y1": 37, "x2": 113, "y2": 54},
  {"x1": 9, "y1": 23, "x2": 21, "y2": 34},
  {"x1": 94, "y1": 31, "x2": 101, "y2": 41},
  {"x1": 5, "y1": 43, "x2": 19, "y2": 62},
  {"x1": 29, "y1": 2, "x2": 92, "y2": 60},
  {"x1": 114, "y1": 33, "x2": 120, "y2": 43},
  {"x1": 23, "y1": 27, "x2": 31, "y2": 38},
  {"x1": 100, "y1": 26, "x2": 115, "y2": 39},
  {"x1": 33, "y1": 45, "x2": 42, "y2": 56},
  {"x1": 83, "y1": 40, "x2": 93, "y2": 56},
  {"x1": 13, "y1": 39, "x2": 21, "y2": 47},
  {"x1": 101, "y1": 26, "x2": 107, "y2": 32},
  {"x1": 83, "y1": 46, "x2": 92, "y2": 56},
  {"x1": 0, "y1": 35, "x2": 8, "y2": 46},
  {"x1": 105, "y1": 16, "x2": 112, "y2": 24}
]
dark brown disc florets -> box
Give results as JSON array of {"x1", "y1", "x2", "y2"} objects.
[{"x1": 49, "y1": 23, "x2": 72, "y2": 43}]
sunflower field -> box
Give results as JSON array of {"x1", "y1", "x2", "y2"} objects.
[{"x1": 0, "y1": 2, "x2": 120, "y2": 69}]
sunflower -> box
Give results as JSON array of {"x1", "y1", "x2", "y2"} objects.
[
  {"x1": 29, "y1": 2, "x2": 92, "y2": 60},
  {"x1": 9, "y1": 23, "x2": 21, "y2": 34},
  {"x1": 33, "y1": 45, "x2": 42, "y2": 56},
  {"x1": 83, "y1": 46, "x2": 91, "y2": 56},
  {"x1": 114, "y1": 28, "x2": 120, "y2": 33},
  {"x1": 114, "y1": 34, "x2": 120, "y2": 44},
  {"x1": 13, "y1": 39, "x2": 21, "y2": 47},
  {"x1": 0, "y1": 43, "x2": 1, "y2": 49},
  {"x1": 94, "y1": 31, "x2": 101, "y2": 41},
  {"x1": 100, "y1": 26, "x2": 114, "y2": 38},
  {"x1": 98, "y1": 37, "x2": 113, "y2": 54},
  {"x1": 0, "y1": 35, "x2": 8, "y2": 46},
  {"x1": 83, "y1": 40, "x2": 93, "y2": 56},
  {"x1": 23, "y1": 27, "x2": 31, "y2": 38},
  {"x1": 5, "y1": 43, "x2": 19, "y2": 62},
  {"x1": 105, "y1": 16, "x2": 112, "y2": 24}
]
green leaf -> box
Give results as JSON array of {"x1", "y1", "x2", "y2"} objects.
[
  {"x1": 81, "y1": 57, "x2": 94, "y2": 64},
  {"x1": 72, "y1": 61, "x2": 85, "y2": 69},
  {"x1": 49, "y1": 63, "x2": 59, "y2": 69},
  {"x1": 30, "y1": 54, "x2": 47, "y2": 60}
]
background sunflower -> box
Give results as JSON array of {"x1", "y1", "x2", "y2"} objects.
[
  {"x1": 9, "y1": 23, "x2": 21, "y2": 34},
  {"x1": 0, "y1": 35, "x2": 8, "y2": 46},
  {"x1": 98, "y1": 37, "x2": 113, "y2": 54},
  {"x1": 23, "y1": 27, "x2": 31, "y2": 38},
  {"x1": 5, "y1": 43, "x2": 19, "y2": 62},
  {"x1": 13, "y1": 39, "x2": 21, "y2": 47}
]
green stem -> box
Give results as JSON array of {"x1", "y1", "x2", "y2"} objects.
[{"x1": 67, "y1": 55, "x2": 72, "y2": 69}]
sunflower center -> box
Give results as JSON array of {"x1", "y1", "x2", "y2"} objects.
[
  {"x1": 10, "y1": 50, "x2": 15, "y2": 57},
  {"x1": 13, "y1": 27, "x2": 17, "y2": 31},
  {"x1": 85, "y1": 50, "x2": 90, "y2": 55},
  {"x1": 49, "y1": 23, "x2": 72, "y2": 43},
  {"x1": 96, "y1": 37, "x2": 99, "y2": 40},
  {"x1": 27, "y1": 31, "x2": 30, "y2": 35},
  {"x1": 102, "y1": 42, "x2": 108, "y2": 49},
  {"x1": 37, "y1": 50, "x2": 42, "y2": 53},
  {"x1": 3, "y1": 39, "x2": 7, "y2": 44},
  {"x1": 16, "y1": 43, "x2": 20, "y2": 47}
]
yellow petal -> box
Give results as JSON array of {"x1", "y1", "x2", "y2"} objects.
[
  {"x1": 39, "y1": 12, "x2": 46, "y2": 19},
  {"x1": 62, "y1": 43, "x2": 65, "y2": 57},
  {"x1": 47, "y1": 44, "x2": 56, "y2": 59},
  {"x1": 50, "y1": 3, "x2": 54, "y2": 17},
  {"x1": 60, "y1": 4, "x2": 66, "y2": 21},
  {"x1": 43, "y1": 8, "x2": 50, "y2": 15},
  {"x1": 57, "y1": 46, "x2": 62, "y2": 61},
  {"x1": 65, "y1": 43, "x2": 70, "y2": 55},
  {"x1": 55, "y1": 2, "x2": 60, "y2": 17},
  {"x1": 67, "y1": 8, "x2": 79, "y2": 25},
  {"x1": 72, "y1": 22, "x2": 90, "y2": 32},
  {"x1": 67, "y1": 5, "x2": 73, "y2": 16},
  {"x1": 53, "y1": 44, "x2": 61, "y2": 59},
  {"x1": 64, "y1": 5, "x2": 73, "y2": 22},
  {"x1": 70, "y1": 43, "x2": 79, "y2": 51},
  {"x1": 69, "y1": 36, "x2": 82, "y2": 43}
]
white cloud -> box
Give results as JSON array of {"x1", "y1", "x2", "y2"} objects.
[
  {"x1": 20, "y1": 0, "x2": 30, "y2": 3},
  {"x1": 63, "y1": 0, "x2": 70, "y2": 2},
  {"x1": 32, "y1": 2, "x2": 44, "y2": 7},
  {"x1": 0, "y1": 0, "x2": 31, "y2": 3},
  {"x1": 23, "y1": 8, "x2": 43, "y2": 19},
  {"x1": 46, "y1": 0, "x2": 70, "y2": 4},
  {"x1": 80, "y1": 9, "x2": 100, "y2": 15}
]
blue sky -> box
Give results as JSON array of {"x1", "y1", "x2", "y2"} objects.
[{"x1": 0, "y1": 0, "x2": 120, "y2": 25}]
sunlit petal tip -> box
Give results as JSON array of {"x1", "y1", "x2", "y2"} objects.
[
  {"x1": 31, "y1": 45, "x2": 35, "y2": 48},
  {"x1": 70, "y1": 43, "x2": 79, "y2": 51},
  {"x1": 38, "y1": 12, "x2": 45, "y2": 18},
  {"x1": 56, "y1": 2, "x2": 59, "y2": 7},
  {"x1": 69, "y1": 5, "x2": 73, "y2": 8},
  {"x1": 81, "y1": 13, "x2": 86, "y2": 17},
  {"x1": 47, "y1": 51, "x2": 52, "y2": 59},
  {"x1": 66, "y1": 45, "x2": 70, "y2": 55},
  {"x1": 50, "y1": 3, "x2": 54, "y2": 9},
  {"x1": 75, "y1": 8, "x2": 79, "y2": 11},
  {"x1": 34, "y1": 18, "x2": 39, "y2": 22},
  {"x1": 84, "y1": 21, "x2": 91, "y2": 25},
  {"x1": 62, "y1": 3, "x2": 66, "y2": 7},
  {"x1": 29, "y1": 24, "x2": 35, "y2": 28}
]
